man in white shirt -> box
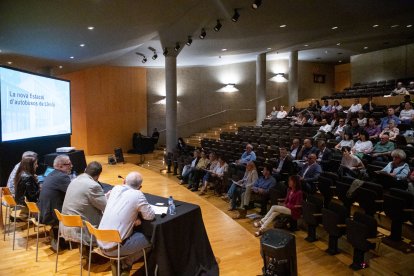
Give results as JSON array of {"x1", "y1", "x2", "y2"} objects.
[
  {"x1": 313, "y1": 119, "x2": 332, "y2": 139},
  {"x1": 276, "y1": 106, "x2": 287, "y2": 119},
  {"x1": 392, "y1": 82, "x2": 408, "y2": 95},
  {"x1": 346, "y1": 98, "x2": 362, "y2": 121},
  {"x1": 333, "y1": 118, "x2": 346, "y2": 141},
  {"x1": 98, "y1": 172, "x2": 155, "y2": 275}
]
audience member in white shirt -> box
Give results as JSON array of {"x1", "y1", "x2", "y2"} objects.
[
  {"x1": 399, "y1": 102, "x2": 414, "y2": 124},
  {"x1": 276, "y1": 106, "x2": 288, "y2": 119},
  {"x1": 313, "y1": 119, "x2": 332, "y2": 139},
  {"x1": 346, "y1": 98, "x2": 362, "y2": 122},
  {"x1": 392, "y1": 82, "x2": 409, "y2": 95}
]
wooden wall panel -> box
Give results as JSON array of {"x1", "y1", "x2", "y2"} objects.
[
  {"x1": 335, "y1": 63, "x2": 351, "y2": 92},
  {"x1": 60, "y1": 66, "x2": 147, "y2": 155}
]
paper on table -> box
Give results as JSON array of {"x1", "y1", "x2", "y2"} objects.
[{"x1": 151, "y1": 205, "x2": 168, "y2": 215}]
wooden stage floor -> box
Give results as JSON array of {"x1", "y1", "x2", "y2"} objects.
[{"x1": 1, "y1": 155, "x2": 412, "y2": 275}]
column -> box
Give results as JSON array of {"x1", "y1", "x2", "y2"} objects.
[
  {"x1": 165, "y1": 55, "x2": 177, "y2": 153},
  {"x1": 256, "y1": 53, "x2": 266, "y2": 126},
  {"x1": 288, "y1": 51, "x2": 299, "y2": 106}
]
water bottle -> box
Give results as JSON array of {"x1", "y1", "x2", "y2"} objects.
[{"x1": 168, "y1": 196, "x2": 176, "y2": 215}]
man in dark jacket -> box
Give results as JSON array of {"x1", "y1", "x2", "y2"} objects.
[{"x1": 38, "y1": 154, "x2": 72, "y2": 250}]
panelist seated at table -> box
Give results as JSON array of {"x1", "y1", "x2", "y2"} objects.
[{"x1": 98, "y1": 172, "x2": 155, "y2": 276}]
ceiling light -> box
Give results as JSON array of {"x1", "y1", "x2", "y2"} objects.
[
  {"x1": 135, "y1": 52, "x2": 147, "y2": 63},
  {"x1": 186, "y1": 36, "x2": 193, "y2": 46},
  {"x1": 304, "y1": 44, "x2": 309, "y2": 47},
  {"x1": 214, "y1": 20, "x2": 222, "y2": 32},
  {"x1": 252, "y1": 0, "x2": 262, "y2": 9},
  {"x1": 142, "y1": 57, "x2": 147, "y2": 63},
  {"x1": 267, "y1": 47, "x2": 272, "y2": 50},
  {"x1": 7, "y1": 61, "x2": 12, "y2": 65},
  {"x1": 163, "y1": 48, "x2": 168, "y2": 56},
  {"x1": 339, "y1": 60, "x2": 342, "y2": 63},
  {"x1": 87, "y1": 26, "x2": 94, "y2": 30},
  {"x1": 217, "y1": 83, "x2": 239, "y2": 93},
  {"x1": 70, "y1": 56, "x2": 74, "y2": 59},
  {"x1": 231, "y1": 9, "x2": 240, "y2": 22},
  {"x1": 391, "y1": 24, "x2": 399, "y2": 28},
  {"x1": 407, "y1": 24, "x2": 413, "y2": 28},
  {"x1": 59, "y1": 65, "x2": 63, "y2": 69},
  {"x1": 221, "y1": 48, "x2": 227, "y2": 51},
  {"x1": 363, "y1": 46, "x2": 369, "y2": 50},
  {"x1": 279, "y1": 24, "x2": 287, "y2": 28},
  {"x1": 270, "y1": 73, "x2": 288, "y2": 83},
  {"x1": 336, "y1": 42, "x2": 341, "y2": 46},
  {"x1": 152, "y1": 53, "x2": 158, "y2": 60},
  {"x1": 174, "y1": 42, "x2": 181, "y2": 52},
  {"x1": 331, "y1": 26, "x2": 338, "y2": 30},
  {"x1": 372, "y1": 24, "x2": 379, "y2": 28},
  {"x1": 199, "y1": 28, "x2": 206, "y2": 39},
  {"x1": 80, "y1": 44, "x2": 85, "y2": 47}
]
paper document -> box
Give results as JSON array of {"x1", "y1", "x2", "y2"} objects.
[{"x1": 151, "y1": 205, "x2": 168, "y2": 215}]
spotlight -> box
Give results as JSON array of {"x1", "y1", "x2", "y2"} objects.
[
  {"x1": 148, "y1": 46, "x2": 158, "y2": 60},
  {"x1": 231, "y1": 9, "x2": 240, "y2": 22},
  {"x1": 174, "y1": 42, "x2": 181, "y2": 52},
  {"x1": 163, "y1": 48, "x2": 168, "y2": 56},
  {"x1": 152, "y1": 53, "x2": 158, "y2": 60},
  {"x1": 252, "y1": 0, "x2": 262, "y2": 9},
  {"x1": 142, "y1": 57, "x2": 147, "y2": 63},
  {"x1": 135, "y1": 52, "x2": 147, "y2": 63},
  {"x1": 199, "y1": 28, "x2": 206, "y2": 39},
  {"x1": 186, "y1": 36, "x2": 193, "y2": 46},
  {"x1": 214, "y1": 20, "x2": 222, "y2": 32}
]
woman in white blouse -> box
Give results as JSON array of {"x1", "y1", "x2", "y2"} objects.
[
  {"x1": 379, "y1": 120, "x2": 400, "y2": 141},
  {"x1": 352, "y1": 130, "x2": 373, "y2": 159}
]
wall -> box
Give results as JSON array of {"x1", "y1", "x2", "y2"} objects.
[
  {"x1": 60, "y1": 66, "x2": 147, "y2": 155},
  {"x1": 351, "y1": 43, "x2": 414, "y2": 84},
  {"x1": 334, "y1": 63, "x2": 351, "y2": 92},
  {"x1": 147, "y1": 59, "x2": 335, "y2": 144}
]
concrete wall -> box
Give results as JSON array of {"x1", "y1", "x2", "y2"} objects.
[
  {"x1": 147, "y1": 59, "x2": 335, "y2": 144},
  {"x1": 351, "y1": 43, "x2": 414, "y2": 84}
]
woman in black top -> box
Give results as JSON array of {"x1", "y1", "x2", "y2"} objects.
[{"x1": 14, "y1": 156, "x2": 40, "y2": 205}]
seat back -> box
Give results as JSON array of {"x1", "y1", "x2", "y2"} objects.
[
  {"x1": 346, "y1": 212, "x2": 377, "y2": 251},
  {"x1": 322, "y1": 202, "x2": 348, "y2": 236},
  {"x1": 302, "y1": 195, "x2": 323, "y2": 225},
  {"x1": 2, "y1": 195, "x2": 16, "y2": 207},
  {"x1": 353, "y1": 188, "x2": 377, "y2": 216},
  {"x1": 85, "y1": 221, "x2": 122, "y2": 243},
  {"x1": 317, "y1": 176, "x2": 334, "y2": 207},
  {"x1": 2, "y1": 187, "x2": 12, "y2": 196},
  {"x1": 25, "y1": 201, "x2": 40, "y2": 214}
]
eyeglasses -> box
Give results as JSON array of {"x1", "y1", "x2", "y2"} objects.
[{"x1": 62, "y1": 163, "x2": 72, "y2": 166}]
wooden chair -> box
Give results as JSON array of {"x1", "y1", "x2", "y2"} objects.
[
  {"x1": 54, "y1": 209, "x2": 84, "y2": 275},
  {"x1": 2, "y1": 194, "x2": 18, "y2": 250},
  {"x1": 25, "y1": 199, "x2": 48, "y2": 261},
  {"x1": 84, "y1": 221, "x2": 149, "y2": 276}
]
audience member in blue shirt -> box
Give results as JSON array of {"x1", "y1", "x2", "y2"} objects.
[
  {"x1": 237, "y1": 144, "x2": 257, "y2": 165},
  {"x1": 379, "y1": 149, "x2": 410, "y2": 181},
  {"x1": 380, "y1": 107, "x2": 401, "y2": 130},
  {"x1": 251, "y1": 164, "x2": 276, "y2": 215}
]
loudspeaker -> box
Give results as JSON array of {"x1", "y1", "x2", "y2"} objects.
[
  {"x1": 114, "y1": 147, "x2": 125, "y2": 163},
  {"x1": 108, "y1": 155, "x2": 116, "y2": 165}
]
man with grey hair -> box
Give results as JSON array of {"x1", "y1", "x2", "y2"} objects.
[
  {"x1": 38, "y1": 154, "x2": 72, "y2": 250},
  {"x1": 6, "y1": 151, "x2": 38, "y2": 196},
  {"x1": 98, "y1": 172, "x2": 155, "y2": 275}
]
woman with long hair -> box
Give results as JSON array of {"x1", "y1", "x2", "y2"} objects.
[
  {"x1": 253, "y1": 175, "x2": 303, "y2": 236},
  {"x1": 14, "y1": 156, "x2": 40, "y2": 206}
]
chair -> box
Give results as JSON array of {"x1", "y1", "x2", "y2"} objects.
[
  {"x1": 302, "y1": 194, "x2": 323, "y2": 242},
  {"x1": 2, "y1": 194, "x2": 17, "y2": 250},
  {"x1": 84, "y1": 221, "x2": 149, "y2": 276},
  {"x1": 322, "y1": 202, "x2": 348, "y2": 255},
  {"x1": 25, "y1": 200, "x2": 48, "y2": 261},
  {"x1": 54, "y1": 209, "x2": 84, "y2": 275}
]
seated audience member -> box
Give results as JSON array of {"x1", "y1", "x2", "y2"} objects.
[
  {"x1": 392, "y1": 81, "x2": 408, "y2": 95},
  {"x1": 200, "y1": 152, "x2": 219, "y2": 190},
  {"x1": 378, "y1": 149, "x2": 410, "y2": 181},
  {"x1": 332, "y1": 118, "x2": 346, "y2": 141},
  {"x1": 364, "y1": 133, "x2": 395, "y2": 162},
  {"x1": 321, "y1": 100, "x2": 332, "y2": 113},
  {"x1": 345, "y1": 118, "x2": 363, "y2": 141},
  {"x1": 38, "y1": 155, "x2": 72, "y2": 250},
  {"x1": 408, "y1": 81, "x2": 414, "y2": 93},
  {"x1": 362, "y1": 96, "x2": 376, "y2": 114},
  {"x1": 311, "y1": 114, "x2": 322, "y2": 126},
  {"x1": 251, "y1": 164, "x2": 276, "y2": 215},
  {"x1": 268, "y1": 106, "x2": 278, "y2": 119},
  {"x1": 346, "y1": 98, "x2": 362, "y2": 121},
  {"x1": 329, "y1": 112, "x2": 339, "y2": 129},
  {"x1": 188, "y1": 151, "x2": 210, "y2": 191},
  {"x1": 307, "y1": 99, "x2": 320, "y2": 112},
  {"x1": 293, "y1": 113, "x2": 307, "y2": 126},
  {"x1": 272, "y1": 147, "x2": 294, "y2": 181},
  {"x1": 313, "y1": 119, "x2": 332, "y2": 139},
  {"x1": 296, "y1": 139, "x2": 319, "y2": 161},
  {"x1": 227, "y1": 161, "x2": 258, "y2": 214},
  {"x1": 290, "y1": 138, "x2": 302, "y2": 160},
  {"x1": 364, "y1": 118, "x2": 381, "y2": 141},
  {"x1": 298, "y1": 153, "x2": 322, "y2": 194},
  {"x1": 7, "y1": 151, "x2": 38, "y2": 196},
  {"x1": 335, "y1": 133, "x2": 355, "y2": 150},
  {"x1": 380, "y1": 120, "x2": 399, "y2": 141},
  {"x1": 276, "y1": 106, "x2": 287, "y2": 119},
  {"x1": 61, "y1": 161, "x2": 106, "y2": 251},
  {"x1": 396, "y1": 94, "x2": 414, "y2": 112},
  {"x1": 287, "y1": 106, "x2": 297, "y2": 117},
  {"x1": 200, "y1": 156, "x2": 228, "y2": 195},
  {"x1": 352, "y1": 130, "x2": 373, "y2": 159},
  {"x1": 399, "y1": 101, "x2": 414, "y2": 124},
  {"x1": 151, "y1": 128, "x2": 160, "y2": 144},
  {"x1": 339, "y1": 146, "x2": 365, "y2": 178},
  {"x1": 331, "y1": 100, "x2": 343, "y2": 113},
  {"x1": 179, "y1": 150, "x2": 200, "y2": 184},
  {"x1": 380, "y1": 107, "x2": 401, "y2": 130},
  {"x1": 14, "y1": 156, "x2": 40, "y2": 219},
  {"x1": 253, "y1": 175, "x2": 303, "y2": 236},
  {"x1": 407, "y1": 169, "x2": 414, "y2": 195},
  {"x1": 357, "y1": 110, "x2": 367, "y2": 127},
  {"x1": 317, "y1": 140, "x2": 332, "y2": 163},
  {"x1": 236, "y1": 144, "x2": 257, "y2": 165},
  {"x1": 170, "y1": 137, "x2": 187, "y2": 175},
  {"x1": 98, "y1": 172, "x2": 155, "y2": 275}
]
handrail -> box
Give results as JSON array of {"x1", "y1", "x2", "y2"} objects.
[
  {"x1": 266, "y1": 96, "x2": 283, "y2": 104},
  {"x1": 158, "y1": 108, "x2": 254, "y2": 133}
]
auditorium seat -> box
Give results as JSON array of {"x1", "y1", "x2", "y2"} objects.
[
  {"x1": 322, "y1": 202, "x2": 348, "y2": 255},
  {"x1": 303, "y1": 194, "x2": 324, "y2": 242}
]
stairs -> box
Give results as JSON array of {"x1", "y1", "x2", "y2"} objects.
[{"x1": 184, "y1": 121, "x2": 255, "y2": 147}]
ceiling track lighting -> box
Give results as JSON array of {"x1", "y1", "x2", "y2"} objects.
[
  {"x1": 252, "y1": 0, "x2": 262, "y2": 9},
  {"x1": 174, "y1": 42, "x2": 181, "y2": 52},
  {"x1": 152, "y1": 52, "x2": 158, "y2": 60},
  {"x1": 199, "y1": 28, "x2": 206, "y2": 39},
  {"x1": 163, "y1": 48, "x2": 168, "y2": 56},
  {"x1": 148, "y1": 46, "x2": 158, "y2": 60},
  {"x1": 214, "y1": 20, "x2": 222, "y2": 32},
  {"x1": 142, "y1": 57, "x2": 147, "y2": 63},
  {"x1": 135, "y1": 52, "x2": 147, "y2": 63},
  {"x1": 231, "y1": 9, "x2": 240, "y2": 22},
  {"x1": 186, "y1": 36, "x2": 193, "y2": 46}
]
